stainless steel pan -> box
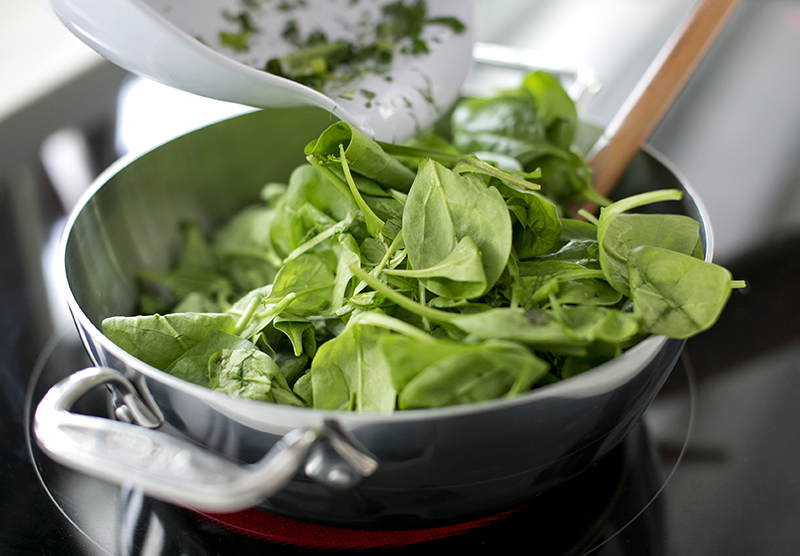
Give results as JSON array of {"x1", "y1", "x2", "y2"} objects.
[{"x1": 35, "y1": 106, "x2": 711, "y2": 526}]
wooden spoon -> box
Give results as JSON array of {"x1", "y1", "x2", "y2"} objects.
[{"x1": 587, "y1": 0, "x2": 741, "y2": 199}]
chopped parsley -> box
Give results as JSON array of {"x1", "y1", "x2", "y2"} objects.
[{"x1": 216, "y1": 0, "x2": 466, "y2": 98}]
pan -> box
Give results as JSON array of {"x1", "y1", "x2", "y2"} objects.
[{"x1": 34, "y1": 106, "x2": 710, "y2": 527}]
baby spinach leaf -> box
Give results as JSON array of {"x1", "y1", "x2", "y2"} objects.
[
  {"x1": 383, "y1": 236, "x2": 487, "y2": 300},
  {"x1": 172, "y1": 292, "x2": 222, "y2": 314},
  {"x1": 451, "y1": 154, "x2": 541, "y2": 192},
  {"x1": 305, "y1": 122, "x2": 416, "y2": 192},
  {"x1": 554, "y1": 305, "x2": 641, "y2": 345},
  {"x1": 102, "y1": 313, "x2": 237, "y2": 371},
  {"x1": 402, "y1": 159, "x2": 512, "y2": 298},
  {"x1": 212, "y1": 348, "x2": 305, "y2": 406},
  {"x1": 309, "y1": 323, "x2": 396, "y2": 412},
  {"x1": 451, "y1": 94, "x2": 546, "y2": 159},
  {"x1": 137, "y1": 268, "x2": 232, "y2": 311},
  {"x1": 163, "y1": 330, "x2": 305, "y2": 406},
  {"x1": 292, "y1": 372, "x2": 314, "y2": 406},
  {"x1": 175, "y1": 222, "x2": 217, "y2": 273},
  {"x1": 273, "y1": 313, "x2": 317, "y2": 357},
  {"x1": 550, "y1": 278, "x2": 622, "y2": 307},
  {"x1": 504, "y1": 187, "x2": 562, "y2": 259},
  {"x1": 601, "y1": 212, "x2": 703, "y2": 296},
  {"x1": 627, "y1": 246, "x2": 736, "y2": 338},
  {"x1": 597, "y1": 189, "x2": 699, "y2": 296},
  {"x1": 449, "y1": 72, "x2": 605, "y2": 206},
  {"x1": 212, "y1": 205, "x2": 283, "y2": 268},
  {"x1": 515, "y1": 261, "x2": 607, "y2": 307},
  {"x1": 535, "y1": 237, "x2": 600, "y2": 270},
  {"x1": 397, "y1": 341, "x2": 549, "y2": 409},
  {"x1": 518, "y1": 70, "x2": 578, "y2": 149},
  {"x1": 328, "y1": 232, "x2": 361, "y2": 313},
  {"x1": 269, "y1": 164, "x2": 357, "y2": 257},
  {"x1": 226, "y1": 286, "x2": 297, "y2": 341},
  {"x1": 560, "y1": 341, "x2": 621, "y2": 379},
  {"x1": 377, "y1": 333, "x2": 462, "y2": 392},
  {"x1": 535, "y1": 150, "x2": 608, "y2": 206},
  {"x1": 269, "y1": 252, "x2": 335, "y2": 315},
  {"x1": 165, "y1": 329, "x2": 255, "y2": 388}
]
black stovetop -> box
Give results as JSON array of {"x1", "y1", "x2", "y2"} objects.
[{"x1": 4, "y1": 1, "x2": 800, "y2": 554}]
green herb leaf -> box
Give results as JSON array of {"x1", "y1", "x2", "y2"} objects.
[
  {"x1": 402, "y1": 159, "x2": 512, "y2": 298},
  {"x1": 628, "y1": 246, "x2": 736, "y2": 338}
]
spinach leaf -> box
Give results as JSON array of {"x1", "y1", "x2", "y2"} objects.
[
  {"x1": 212, "y1": 205, "x2": 283, "y2": 268},
  {"x1": 514, "y1": 261, "x2": 607, "y2": 307},
  {"x1": 269, "y1": 252, "x2": 335, "y2": 315},
  {"x1": 164, "y1": 330, "x2": 305, "y2": 406},
  {"x1": 309, "y1": 323, "x2": 396, "y2": 412},
  {"x1": 518, "y1": 71, "x2": 578, "y2": 149},
  {"x1": 534, "y1": 224, "x2": 600, "y2": 269},
  {"x1": 627, "y1": 246, "x2": 738, "y2": 338},
  {"x1": 534, "y1": 150, "x2": 608, "y2": 206},
  {"x1": 269, "y1": 164, "x2": 357, "y2": 257},
  {"x1": 305, "y1": 122, "x2": 416, "y2": 192},
  {"x1": 328, "y1": 232, "x2": 362, "y2": 314},
  {"x1": 102, "y1": 313, "x2": 237, "y2": 371},
  {"x1": 212, "y1": 348, "x2": 305, "y2": 406},
  {"x1": 175, "y1": 221, "x2": 217, "y2": 273},
  {"x1": 226, "y1": 286, "x2": 297, "y2": 341},
  {"x1": 384, "y1": 236, "x2": 487, "y2": 300},
  {"x1": 166, "y1": 329, "x2": 255, "y2": 388},
  {"x1": 550, "y1": 278, "x2": 622, "y2": 307},
  {"x1": 137, "y1": 268, "x2": 232, "y2": 312},
  {"x1": 597, "y1": 189, "x2": 701, "y2": 296},
  {"x1": 402, "y1": 159, "x2": 512, "y2": 298},
  {"x1": 560, "y1": 341, "x2": 621, "y2": 379},
  {"x1": 451, "y1": 93, "x2": 546, "y2": 158},
  {"x1": 273, "y1": 313, "x2": 317, "y2": 357},
  {"x1": 396, "y1": 341, "x2": 549, "y2": 409},
  {"x1": 504, "y1": 187, "x2": 562, "y2": 259},
  {"x1": 449, "y1": 71, "x2": 605, "y2": 206}
]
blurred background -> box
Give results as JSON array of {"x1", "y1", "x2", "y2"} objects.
[{"x1": 3, "y1": 1, "x2": 800, "y2": 554}]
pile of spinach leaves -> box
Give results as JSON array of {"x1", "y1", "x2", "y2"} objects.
[{"x1": 103, "y1": 71, "x2": 744, "y2": 412}]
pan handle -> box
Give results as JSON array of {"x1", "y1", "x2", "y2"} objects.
[{"x1": 34, "y1": 367, "x2": 377, "y2": 513}]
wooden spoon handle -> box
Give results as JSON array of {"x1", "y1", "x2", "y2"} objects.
[{"x1": 587, "y1": 0, "x2": 741, "y2": 197}]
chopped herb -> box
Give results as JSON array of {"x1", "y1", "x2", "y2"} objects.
[
  {"x1": 219, "y1": 11, "x2": 258, "y2": 52},
  {"x1": 215, "y1": 0, "x2": 466, "y2": 97}
]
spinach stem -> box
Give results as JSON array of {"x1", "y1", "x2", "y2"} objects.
[
  {"x1": 376, "y1": 142, "x2": 460, "y2": 166},
  {"x1": 506, "y1": 250, "x2": 520, "y2": 310},
  {"x1": 282, "y1": 214, "x2": 355, "y2": 264},
  {"x1": 577, "y1": 209, "x2": 599, "y2": 225},
  {"x1": 600, "y1": 189, "x2": 683, "y2": 222},
  {"x1": 353, "y1": 230, "x2": 404, "y2": 295},
  {"x1": 306, "y1": 155, "x2": 357, "y2": 202},
  {"x1": 419, "y1": 282, "x2": 432, "y2": 333},
  {"x1": 338, "y1": 144, "x2": 385, "y2": 236},
  {"x1": 350, "y1": 311, "x2": 435, "y2": 343},
  {"x1": 234, "y1": 293, "x2": 297, "y2": 336},
  {"x1": 351, "y1": 264, "x2": 456, "y2": 324},
  {"x1": 452, "y1": 155, "x2": 541, "y2": 191},
  {"x1": 233, "y1": 296, "x2": 261, "y2": 336}
]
